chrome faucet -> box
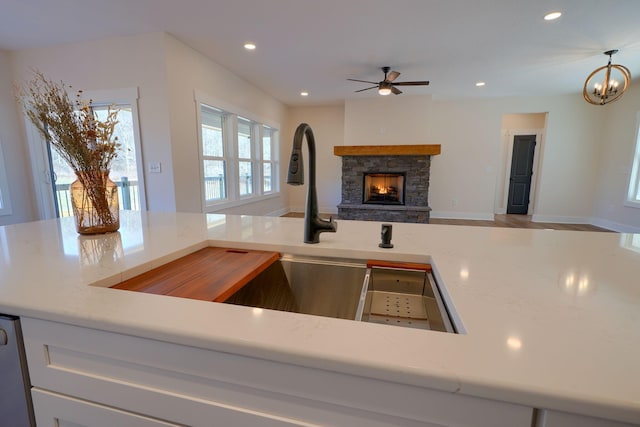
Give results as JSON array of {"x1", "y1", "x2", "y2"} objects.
[{"x1": 287, "y1": 123, "x2": 337, "y2": 243}]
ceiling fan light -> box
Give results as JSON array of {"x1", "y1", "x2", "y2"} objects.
[{"x1": 378, "y1": 82, "x2": 392, "y2": 95}]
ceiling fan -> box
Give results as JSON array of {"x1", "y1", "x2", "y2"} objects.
[{"x1": 348, "y1": 66, "x2": 430, "y2": 95}]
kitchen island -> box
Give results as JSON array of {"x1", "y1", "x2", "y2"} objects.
[{"x1": 0, "y1": 211, "x2": 638, "y2": 426}]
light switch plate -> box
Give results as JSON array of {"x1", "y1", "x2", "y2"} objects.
[{"x1": 148, "y1": 162, "x2": 162, "y2": 173}]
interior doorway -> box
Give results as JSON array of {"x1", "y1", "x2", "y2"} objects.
[{"x1": 496, "y1": 113, "x2": 546, "y2": 216}]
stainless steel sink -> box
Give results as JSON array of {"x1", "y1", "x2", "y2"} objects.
[{"x1": 225, "y1": 254, "x2": 457, "y2": 333}]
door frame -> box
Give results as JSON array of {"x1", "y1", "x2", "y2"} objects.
[{"x1": 498, "y1": 129, "x2": 544, "y2": 215}]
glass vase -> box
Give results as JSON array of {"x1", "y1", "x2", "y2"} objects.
[{"x1": 70, "y1": 170, "x2": 120, "y2": 235}]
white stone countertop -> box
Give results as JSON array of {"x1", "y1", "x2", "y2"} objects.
[{"x1": 0, "y1": 211, "x2": 638, "y2": 423}]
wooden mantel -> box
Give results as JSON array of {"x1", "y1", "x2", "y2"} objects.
[{"x1": 334, "y1": 144, "x2": 441, "y2": 156}]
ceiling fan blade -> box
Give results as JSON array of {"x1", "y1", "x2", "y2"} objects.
[
  {"x1": 391, "y1": 86, "x2": 403, "y2": 95},
  {"x1": 386, "y1": 71, "x2": 401, "y2": 82},
  {"x1": 354, "y1": 86, "x2": 378, "y2": 93},
  {"x1": 392, "y1": 81, "x2": 430, "y2": 86},
  {"x1": 347, "y1": 78, "x2": 378, "y2": 84}
]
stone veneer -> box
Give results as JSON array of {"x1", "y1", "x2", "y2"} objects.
[{"x1": 337, "y1": 154, "x2": 432, "y2": 223}]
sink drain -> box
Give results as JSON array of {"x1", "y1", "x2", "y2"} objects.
[{"x1": 367, "y1": 291, "x2": 430, "y2": 329}]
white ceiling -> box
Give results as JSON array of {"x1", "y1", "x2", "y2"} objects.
[{"x1": 2, "y1": 0, "x2": 640, "y2": 106}]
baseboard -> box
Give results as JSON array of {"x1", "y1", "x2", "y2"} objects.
[
  {"x1": 429, "y1": 211, "x2": 494, "y2": 221},
  {"x1": 590, "y1": 217, "x2": 640, "y2": 233},
  {"x1": 265, "y1": 207, "x2": 290, "y2": 217},
  {"x1": 531, "y1": 214, "x2": 591, "y2": 224},
  {"x1": 287, "y1": 205, "x2": 339, "y2": 215}
]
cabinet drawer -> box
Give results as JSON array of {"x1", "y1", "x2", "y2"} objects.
[
  {"x1": 540, "y1": 409, "x2": 639, "y2": 427},
  {"x1": 32, "y1": 388, "x2": 181, "y2": 427}
]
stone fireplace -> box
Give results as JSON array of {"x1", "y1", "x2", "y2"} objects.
[{"x1": 334, "y1": 145, "x2": 441, "y2": 223}]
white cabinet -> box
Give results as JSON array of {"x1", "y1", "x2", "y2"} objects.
[
  {"x1": 22, "y1": 317, "x2": 533, "y2": 427},
  {"x1": 538, "y1": 409, "x2": 638, "y2": 427}
]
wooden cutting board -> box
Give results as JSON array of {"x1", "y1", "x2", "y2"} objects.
[{"x1": 111, "y1": 247, "x2": 280, "y2": 302}]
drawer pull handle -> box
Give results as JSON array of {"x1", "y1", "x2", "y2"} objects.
[{"x1": 0, "y1": 328, "x2": 7, "y2": 346}]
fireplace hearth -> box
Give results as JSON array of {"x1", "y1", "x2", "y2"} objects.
[{"x1": 334, "y1": 145, "x2": 441, "y2": 223}]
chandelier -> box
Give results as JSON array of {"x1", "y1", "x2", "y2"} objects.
[{"x1": 583, "y1": 49, "x2": 631, "y2": 106}]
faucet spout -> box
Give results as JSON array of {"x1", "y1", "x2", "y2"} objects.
[{"x1": 287, "y1": 123, "x2": 337, "y2": 243}]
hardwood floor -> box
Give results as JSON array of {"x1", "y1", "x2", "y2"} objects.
[{"x1": 282, "y1": 213, "x2": 612, "y2": 232}]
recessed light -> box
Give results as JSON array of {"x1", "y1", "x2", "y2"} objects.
[
  {"x1": 300, "y1": 91, "x2": 309, "y2": 97},
  {"x1": 244, "y1": 42, "x2": 256, "y2": 50},
  {"x1": 475, "y1": 81, "x2": 486, "y2": 87},
  {"x1": 544, "y1": 11, "x2": 562, "y2": 21}
]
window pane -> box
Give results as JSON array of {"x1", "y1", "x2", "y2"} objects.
[
  {"x1": 238, "y1": 161, "x2": 253, "y2": 196},
  {"x1": 627, "y1": 122, "x2": 640, "y2": 203},
  {"x1": 201, "y1": 107, "x2": 224, "y2": 157},
  {"x1": 263, "y1": 127, "x2": 271, "y2": 160},
  {"x1": 263, "y1": 162, "x2": 272, "y2": 192},
  {"x1": 238, "y1": 119, "x2": 252, "y2": 159},
  {"x1": 0, "y1": 142, "x2": 7, "y2": 212},
  {"x1": 87, "y1": 105, "x2": 141, "y2": 212},
  {"x1": 204, "y1": 160, "x2": 226, "y2": 201}
]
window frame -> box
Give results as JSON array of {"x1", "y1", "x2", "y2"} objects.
[
  {"x1": 24, "y1": 87, "x2": 146, "y2": 219},
  {"x1": 195, "y1": 91, "x2": 280, "y2": 213},
  {"x1": 0, "y1": 139, "x2": 12, "y2": 216},
  {"x1": 78, "y1": 88, "x2": 147, "y2": 212},
  {"x1": 625, "y1": 111, "x2": 640, "y2": 208}
]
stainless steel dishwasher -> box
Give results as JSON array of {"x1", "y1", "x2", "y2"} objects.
[{"x1": 0, "y1": 314, "x2": 35, "y2": 426}]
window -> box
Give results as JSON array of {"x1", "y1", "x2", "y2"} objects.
[
  {"x1": 0, "y1": 140, "x2": 12, "y2": 216},
  {"x1": 237, "y1": 117, "x2": 254, "y2": 197},
  {"x1": 25, "y1": 87, "x2": 146, "y2": 219},
  {"x1": 262, "y1": 125, "x2": 277, "y2": 193},
  {"x1": 94, "y1": 105, "x2": 141, "y2": 211},
  {"x1": 49, "y1": 103, "x2": 144, "y2": 216},
  {"x1": 626, "y1": 112, "x2": 640, "y2": 207},
  {"x1": 201, "y1": 106, "x2": 227, "y2": 202},
  {"x1": 198, "y1": 102, "x2": 279, "y2": 211}
]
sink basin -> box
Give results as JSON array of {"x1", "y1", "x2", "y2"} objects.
[
  {"x1": 225, "y1": 254, "x2": 457, "y2": 333},
  {"x1": 225, "y1": 254, "x2": 368, "y2": 320}
]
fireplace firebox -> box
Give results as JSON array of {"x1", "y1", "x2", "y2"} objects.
[{"x1": 363, "y1": 173, "x2": 405, "y2": 205}]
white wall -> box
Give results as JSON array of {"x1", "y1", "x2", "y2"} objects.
[
  {"x1": 11, "y1": 33, "x2": 176, "y2": 213},
  {"x1": 0, "y1": 49, "x2": 36, "y2": 225},
  {"x1": 296, "y1": 93, "x2": 605, "y2": 223},
  {"x1": 163, "y1": 34, "x2": 287, "y2": 215},
  {"x1": 429, "y1": 96, "x2": 603, "y2": 222},
  {"x1": 6, "y1": 32, "x2": 289, "y2": 220},
  {"x1": 284, "y1": 105, "x2": 344, "y2": 214},
  {"x1": 591, "y1": 84, "x2": 640, "y2": 232},
  {"x1": 344, "y1": 96, "x2": 433, "y2": 146},
  {"x1": 3, "y1": 31, "x2": 637, "y2": 230}
]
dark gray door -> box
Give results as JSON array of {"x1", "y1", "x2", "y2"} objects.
[{"x1": 507, "y1": 135, "x2": 536, "y2": 214}]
